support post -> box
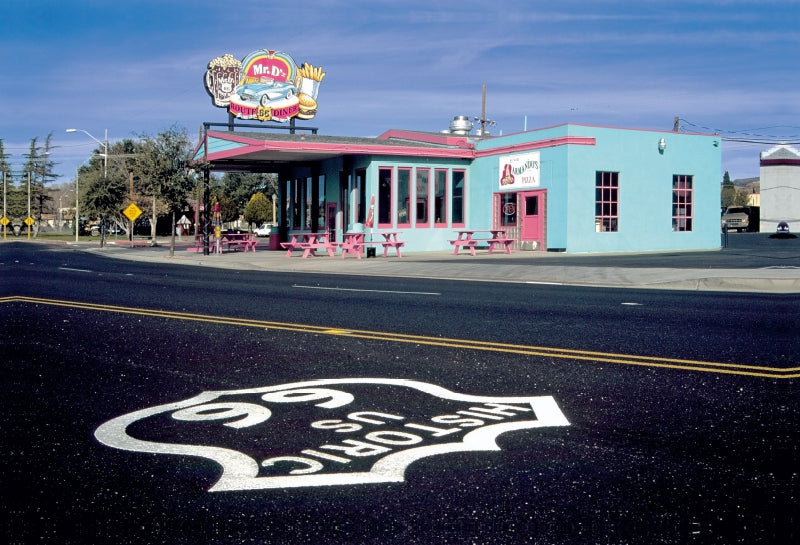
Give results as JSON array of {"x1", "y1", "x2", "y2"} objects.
[{"x1": 203, "y1": 167, "x2": 210, "y2": 255}]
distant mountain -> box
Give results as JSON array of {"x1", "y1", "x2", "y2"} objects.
[{"x1": 733, "y1": 177, "x2": 760, "y2": 193}]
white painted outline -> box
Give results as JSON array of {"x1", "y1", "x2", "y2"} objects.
[{"x1": 94, "y1": 378, "x2": 570, "y2": 491}]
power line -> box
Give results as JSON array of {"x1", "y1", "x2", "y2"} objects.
[{"x1": 679, "y1": 118, "x2": 800, "y2": 144}]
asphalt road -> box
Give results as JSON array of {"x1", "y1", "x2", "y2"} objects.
[{"x1": 2, "y1": 242, "x2": 798, "y2": 544}]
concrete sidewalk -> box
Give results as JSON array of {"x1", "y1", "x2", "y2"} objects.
[{"x1": 80, "y1": 238, "x2": 800, "y2": 293}]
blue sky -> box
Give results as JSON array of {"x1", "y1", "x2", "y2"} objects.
[{"x1": 2, "y1": 0, "x2": 798, "y2": 184}]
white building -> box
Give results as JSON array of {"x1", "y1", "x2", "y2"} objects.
[{"x1": 759, "y1": 145, "x2": 800, "y2": 233}]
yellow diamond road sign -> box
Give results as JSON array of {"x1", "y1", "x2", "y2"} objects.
[
  {"x1": 0, "y1": 216, "x2": 9, "y2": 226},
  {"x1": 123, "y1": 203, "x2": 142, "y2": 222},
  {"x1": 24, "y1": 216, "x2": 35, "y2": 226}
]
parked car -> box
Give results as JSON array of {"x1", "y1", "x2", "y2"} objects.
[{"x1": 254, "y1": 222, "x2": 275, "y2": 237}]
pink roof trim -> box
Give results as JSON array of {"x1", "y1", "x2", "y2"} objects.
[{"x1": 201, "y1": 131, "x2": 596, "y2": 162}]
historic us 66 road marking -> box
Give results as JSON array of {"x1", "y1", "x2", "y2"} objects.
[{"x1": 94, "y1": 378, "x2": 570, "y2": 491}]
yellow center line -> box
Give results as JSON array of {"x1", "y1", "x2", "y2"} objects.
[{"x1": 4, "y1": 295, "x2": 797, "y2": 379}]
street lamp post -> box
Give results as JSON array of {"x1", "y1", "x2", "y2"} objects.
[
  {"x1": 27, "y1": 172, "x2": 31, "y2": 239},
  {"x1": 66, "y1": 128, "x2": 107, "y2": 178},
  {"x1": 74, "y1": 166, "x2": 80, "y2": 242},
  {"x1": 67, "y1": 128, "x2": 108, "y2": 244}
]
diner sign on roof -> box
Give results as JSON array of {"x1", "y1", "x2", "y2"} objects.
[{"x1": 204, "y1": 49, "x2": 325, "y2": 123}]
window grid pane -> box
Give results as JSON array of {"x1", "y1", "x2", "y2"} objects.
[
  {"x1": 672, "y1": 175, "x2": 693, "y2": 232},
  {"x1": 595, "y1": 171, "x2": 619, "y2": 232}
]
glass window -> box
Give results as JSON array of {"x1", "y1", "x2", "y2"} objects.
[
  {"x1": 292, "y1": 178, "x2": 302, "y2": 229},
  {"x1": 434, "y1": 169, "x2": 447, "y2": 225},
  {"x1": 672, "y1": 175, "x2": 693, "y2": 231},
  {"x1": 452, "y1": 170, "x2": 465, "y2": 225},
  {"x1": 525, "y1": 195, "x2": 538, "y2": 215},
  {"x1": 397, "y1": 168, "x2": 411, "y2": 226},
  {"x1": 500, "y1": 193, "x2": 517, "y2": 227},
  {"x1": 595, "y1": 171, "x2": 619, "y2": 232},
  {"x1": 305, "y1": 177, "x2": 312, "y2": 229},
  {"x1": 416, "y1": 168, "x2": 429, "y2": 226},
  {"x1": 356, "y1": 169, "x2": 366, "y2": 224},
  {"x1": 378, "y1": 167, "x2": 392, "y2": 226},
  {"x1": 318, "y1": 175, "x2": 326, "y2": 229}
]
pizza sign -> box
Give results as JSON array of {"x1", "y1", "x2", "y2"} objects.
[
  {"x1": 499, "y1": 151, "x2": 541, "y2": 189},
  {"x1": 204, "y1": 49, "x2": 324, "y2": 123}
]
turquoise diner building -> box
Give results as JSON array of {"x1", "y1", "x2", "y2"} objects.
[{"x1": 195, "y1": 118, "x2": 722, "y2": 254}]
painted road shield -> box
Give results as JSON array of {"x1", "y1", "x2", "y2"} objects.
[{"x1": 95, "y1": 378, "x2": 569, "y2": 492}]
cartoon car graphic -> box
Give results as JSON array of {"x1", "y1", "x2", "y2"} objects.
[{"x1": 237, "y1": 77, "x2": 297, "y2": 106}]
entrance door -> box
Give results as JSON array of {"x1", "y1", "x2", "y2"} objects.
[
  {"x1": 326, "y1": 203, "x2": 337, "y2": 242},
  {"x1": 520, "y1": 190, "x2": 545, "y2": 249}
]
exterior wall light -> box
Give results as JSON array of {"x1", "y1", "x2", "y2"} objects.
[{"x1": 658, "y1": 138, "x2": 666, "y2": 153}]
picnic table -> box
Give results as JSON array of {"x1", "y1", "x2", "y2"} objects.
[
  {"x1": 339, "y1": 231, "x2": 405, "y2": 259},
  {"x1": 449, "y1": 229, "x2": 514, "y2": 256},
  {"x1": 186, "y1": 233, "x2": 258, "y2": 253},
  {"x1": 220, "y1": 233, "x2": 258, "y2": 252},
  {"x1": 281, "y1": 231, "x2": 336, "y2": 258}
]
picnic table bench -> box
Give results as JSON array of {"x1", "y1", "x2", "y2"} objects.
[
  {"x1": 281, "y1": 231, "x2": 336, "y2": 258},
  {"x1": 450, "y1": 230, "x2": 514, "y2": 256},
  {"x1": 339, "y1": 231, "x2": 405, "y2": 259},
  {"x1": 220, "y1": 233, "x2": 258, "y2": 252},
  {"x1": 186, "y1": 233, "x2": 257, "y2": 253}
]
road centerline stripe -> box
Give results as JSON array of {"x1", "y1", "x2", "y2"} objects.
[{"x1": 3, "y1": 295, "x2": 795, "y2": 379}]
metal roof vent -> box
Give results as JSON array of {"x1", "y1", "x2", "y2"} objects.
[{"x1": 449, "y1": 115, "x2": 473, "y2": 135}]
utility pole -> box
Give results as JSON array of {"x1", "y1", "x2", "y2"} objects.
[
  {"x1": 2, "y1": 171, "x2": 6, "y2": 239},
  {"x1": 27, "y1": 172, "x2": 31, "y2": 239},
  {"x1": 474, "y1": 84, "x2": 496, "y2": 136}
]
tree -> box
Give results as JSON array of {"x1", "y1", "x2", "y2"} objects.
[
  {"x1": 81, "y1": 167, "x2": 127, "y2": 247},
  {"x1": 214, "y1": 194, "x2": 239, "y2": 224},
  {"x1": 133, "y1": 126, "x2": 194, "y2": 238},
  {"x1": 20, "y1": 135, "x2": 59, "y2": 235},
  {"x1": 0, "y1": 139, "x2": 11, "y2": 182},
  {"x1": 721, "y1": 170, "x2": 737, "y2": 208},
  {"x1": 216, "y1": 172, "x2": 278, "y2": 222},
  {"x1": 75, "y1": 138, "x2": 136, "y2": 244},
  {"x1": 37, "y1": 133, "x2": 60, "y2": 221},
  {"x1": 243, "y1": 192, "x2": 271, "y2": 228},
  {"x1": 0, "y1": 139, "x2": 12, "y2": 235}
]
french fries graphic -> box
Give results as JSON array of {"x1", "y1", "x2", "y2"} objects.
[{"x1": 298, "y1": 62, "x2": 326, "y2": 82}]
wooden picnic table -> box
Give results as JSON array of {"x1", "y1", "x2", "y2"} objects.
[
  {"x1": 339, "y1": 231, "x2": 405, "y2": 259},
  {"x1": 281, "y1": 231, "x2": 336, "y2": 258},
  {"x1": 220, "y1": 233, "x2": 258, "y2": 252},
  {"x1": 187, "y1": 233, "x2": 257, "y2": 253},
  {"x1": 449, "y1": 229, "x2": 514, "y2": 256}
]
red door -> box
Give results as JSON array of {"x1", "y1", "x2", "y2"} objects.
[{"x1": 520, "y1": 190, "x2": 545, "y2": 249}]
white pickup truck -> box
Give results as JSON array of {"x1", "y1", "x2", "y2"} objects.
[
  {"x1": 721, "y1": 206, "x2": 750, "y2": 232},
  {"x1": 254, "y1": 222, "x2": 275, "y2": 237}
]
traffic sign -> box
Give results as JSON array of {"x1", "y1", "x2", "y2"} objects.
[
  {"x1": 24, "y1": 216, "x2": 35, "y2": 226},
  {"x1": 0, "y1": 216, "x2": 9, "y2": 226},
  {"x1": 123, "y1": 203, "x2": 142, "y2": 222}
]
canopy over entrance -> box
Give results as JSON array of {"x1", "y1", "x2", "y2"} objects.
[{"x1": 193, "y1": 122, "x2": 476, "y2": 172}]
